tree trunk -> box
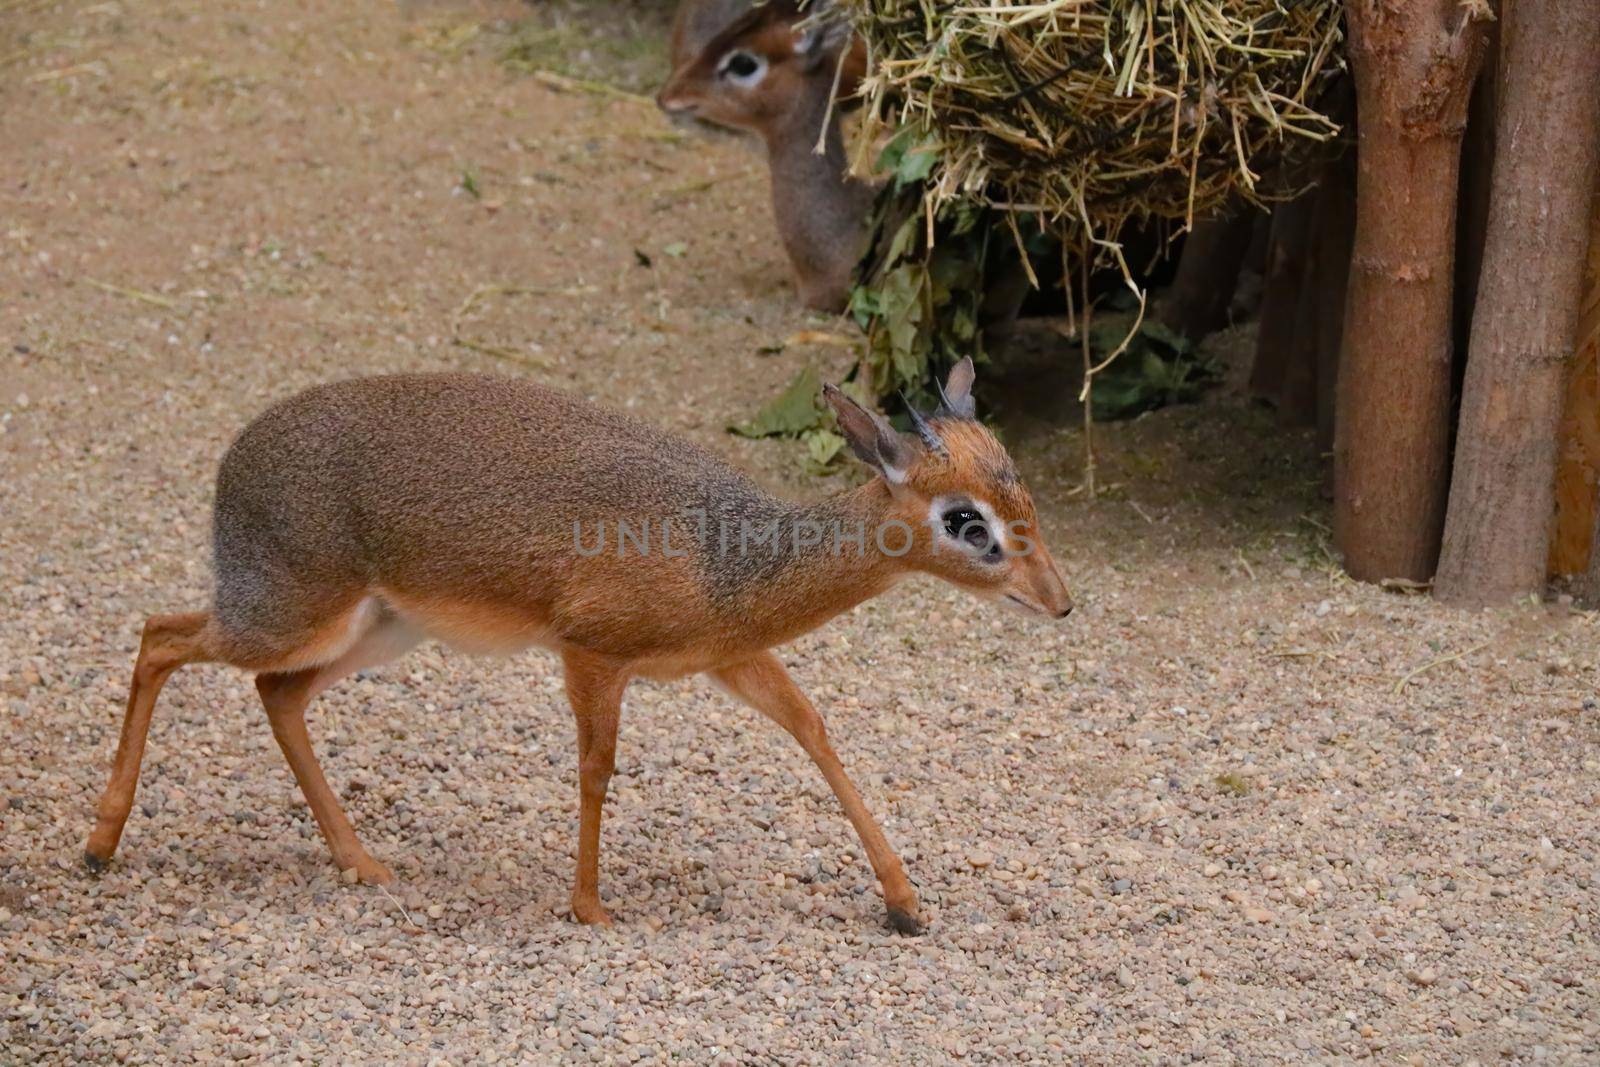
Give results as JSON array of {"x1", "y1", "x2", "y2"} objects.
[
  {"x1": 1550, "y1": 202, "x2": 1600, "y2": 580},
  {"x1": 1588, "y1": 491, "x2": 1600, "y2": 602},
  {"x1": 1312, "y1": 149, "x2": 1358, "y2": 455},
  {"x1": 1588, "y1": 441, "x2": 1600, "y2": 599},
  {"x1": 1333, "y1": 0, "x2": 1488, "y2": 584},
  {"x1": 979, "y1": 254, "x2": 1034, "y2": 356},
  {"x1": 1279, "y1": 238, "x2": 1322, "y2": 429},
  {"x1": 1160, "y1": 207, "x2": 1255, "y2": 342},
  {"x1": 1453, "y1": 22, "x2": 1501, "y2": 369},
  {"x1": 1251, "y1": 195, "x2": 1316, "y2": 408},
  {"x1": 1434, "y1": 0, "x2": 1600, "y2": 606}
]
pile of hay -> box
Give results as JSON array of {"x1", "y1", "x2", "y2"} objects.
[{"x1": 840, "y1": 0, "x2": 1346, "y2": 252}]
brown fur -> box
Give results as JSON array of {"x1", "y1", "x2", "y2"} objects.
[
  {"x1": 668, "y1": 0, "x2": 751, "y2": 70},
  {"x1": 656, "y1": 0, "x2": 872, "y2": 311},
  {"x1": 83, "y1": 365, "x2": 1070, "y2": 931}
]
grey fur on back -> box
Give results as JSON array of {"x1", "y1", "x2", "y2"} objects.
[{"x1": 210, "y1": 374, "x2": 797, "y2": 656}]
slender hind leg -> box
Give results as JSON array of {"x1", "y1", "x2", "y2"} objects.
[
  {"x1": 256, "y1": 614, "x2": 420, "y2": 885},
  {"x1": 562, "y1": 651, "x2": 629, "y2": 926},
  {"x1": 85, "y1": 611, "x2": 216, "y2": 871}
]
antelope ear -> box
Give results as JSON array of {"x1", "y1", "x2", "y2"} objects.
[
  {"x1": 793, "y1": 5, "x2": 852, "y2": 71},
  {"x1": 939, "y1": 356, "x2": 977, "y2": 418},
  {"x1": 823, "y1": 384, "x2": 912, "y2": 483}
]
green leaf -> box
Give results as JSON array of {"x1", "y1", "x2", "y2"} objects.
[
  {"x1": 847, "y1": 284, "x2": 881, "y2": 328},
  {"x1": 727, "y1": 366, "x2": 824, "y2": 438},
  {"x1": 874, "y1": 125, "x2": 916, "y2": 177},
  {"x1": 1140, "y1": 318, "x2": 1193, "y2": 354},
  {"x1": 1087, "y1": 314, "x2": 1221, "y2": 421},
  {"x1": 875, "y1": 125, "x2": 941, "y2": 191},
  {"x1": 948, "y1": 200, "x2": 982, "y2": 237},
  {"x1": 840, "y1": 378, "x2": 874, "y2": 408},
  {"x1": 662, "y1": 242, "x2": 687, "y2": 258},
  {"x1": 927, "y1": 245, "x2": 965, "y2": 290},
  {"x1": 1089, "y1": 319, "x2": 1131, "y2": 353},
  {"x1": 881, "y1": 267, "x2": 925, "y2": 376},
  {"x1": 949, "y1": 303, "x2": 977, "y2": 342},
  {"x1": 885, "y1": 213, "x2": 921, "y2": 266},
  {"x1": 1105, "y1": 286, "x2": 1139, "y2": 312},
  {"x1": 894, "y1": 140, "x2": 939, "y2": 188},
  {"x1": 802, "y1": 428, "x2": 846, "y2": 473}
]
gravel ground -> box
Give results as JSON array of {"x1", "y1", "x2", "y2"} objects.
[{"x1": 4, "y1": 1, "x2": 1599, "y2": 1063}]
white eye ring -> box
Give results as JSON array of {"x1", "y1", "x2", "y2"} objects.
[
  {"x1": 929, "y1": 497, "x2": 1005, "y2": 561},
  {"x1": 717, "y1": 50, "x2": 767, "y2": 88}
]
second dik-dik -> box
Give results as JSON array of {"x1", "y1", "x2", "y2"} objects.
[
  {"x1": 657, "y1": 0, "x2": 872, "y2": 312},
  {"x1": 84, "y1": 361, "x2": 1072, "y2": 932}
]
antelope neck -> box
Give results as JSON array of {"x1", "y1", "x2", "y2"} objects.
[
  {"x1": 713, "y1": 478, "x2": 909, "y2": 644},
  {"x1": 764, "y1": 68, "x2": 848, "y2": 175}
]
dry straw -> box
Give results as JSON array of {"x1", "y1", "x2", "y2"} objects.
[
  {"x1": 837, "y1": 0, "x2": 1344, "y2": 492},
  {"x1": 840, "y1": 0, "x2": 1345, "y2": 250}
]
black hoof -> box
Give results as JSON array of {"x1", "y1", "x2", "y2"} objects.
[
  {"x1": 886, "y1": 906, "x2": 925, "y2": 936},
  {"x1": 83, "y1": 850, "x2": 108, "y2": 874}
]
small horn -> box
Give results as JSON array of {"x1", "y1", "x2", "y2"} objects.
[
  {"x1": 934, "y1": 376, "x2": 975, "y2": 420},
  {"x1": 901, "y1": 393, "x2": 946, "y2": 456}
]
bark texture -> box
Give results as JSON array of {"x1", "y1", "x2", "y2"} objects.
[
  {"x1": 1333, "y1": 0, "x2": 1488, "y2": 583},
  {"x1": 1434, "y1": 0, "x2": 1600, "y2": 605},
  {"x1": 1246, "y1": 136, "x2": 1357, "y2": 449},
  {"x1": 1453, "y1": 23, "x2": 1501, "y2": 366},
  {"x1": 1251, "y1": 195, "x2": 1316, "y2": 409},
  {"x1": 1312, "y1": 150, "x2": 1358, "y2": 453},
  {"x1": 1552, "y1": 203, "x2": 1600, "y2": 581},
  {"x1": 1160, "y1": 207, "x2": 1255, "y2": 343}
]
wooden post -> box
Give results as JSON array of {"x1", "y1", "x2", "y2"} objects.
[
  {"x1": 1557, "y1": 202, "x2": 1600, "y2": 586},
  {"x1": 1311, "y1": 150, "x2": 1357, "y2": 454},
  {"x1": 1159, "y1": 206, "x2": 1255, "y2": 343},
  {"x1": 1333, "y1": 0, "x2": 1488, "y2": 583},
  {"x1": 1251, "y1": 195, "x2": 1316, "y2": 411},
  {"x1": 1435, "y1": 0, "x2": 1600, "y2": 605}
]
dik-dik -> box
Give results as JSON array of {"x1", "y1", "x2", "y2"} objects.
[
  {"x1": 84, "y1": 362, "x2": 1072, "y2": 932},
  {"x1": 657, "y1": 0, "x2": 872, "y2": 312}
]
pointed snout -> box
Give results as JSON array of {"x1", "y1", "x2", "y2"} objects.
[
  {"x1": 1040, "y1": 568, "x2": 1073, "y2": 619},
  {"x1": 1029, "y1": 545, "x2": 1075, "y2": 620},
  {"x1": 654, "y1": 77, "x2": 696, "y2": 119}
]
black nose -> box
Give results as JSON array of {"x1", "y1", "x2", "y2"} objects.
[{"x1": 1057, "y1": 603, "x2": 1073, "y2": 619}]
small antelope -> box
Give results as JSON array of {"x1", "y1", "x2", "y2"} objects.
[
  {"x1": 84, "y1": 362, "x2": 1072, "y2": 932},
  {"x1": 657, "y1": 0, "x2": 872, "y2": 312}
]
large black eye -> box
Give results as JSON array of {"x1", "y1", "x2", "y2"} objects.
[
  {"x1": 943, "y1": 507, "x2": 999, "y2": 559},
  {"x1": 720, "y1": 51, "x2": 762, "y2": 81}
]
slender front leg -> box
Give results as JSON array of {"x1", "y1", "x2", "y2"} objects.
[
  {"x1": 713, "y1": 651, "x2": 922, "y2": 933},
  {"x1": 562, "y1": 652, "x2": 628, "y2": 926}
]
